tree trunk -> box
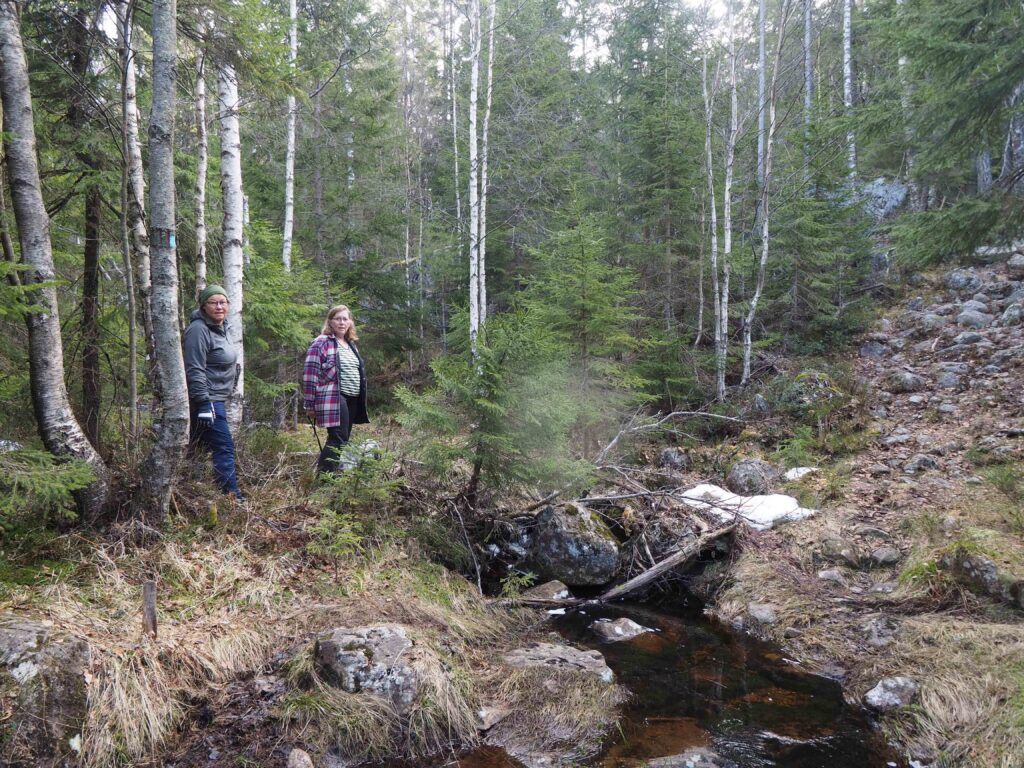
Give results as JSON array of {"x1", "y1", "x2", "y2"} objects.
[
  {"x1": 449, "y1": 0, "x2": 463, "y2": 272},
  {"x1": 977, "y1": 151, "x2": 993, "y2": 194},
  {"x1": 282, "y1": 0, "x2": 297, "y2": 272},
  {"x1": 218, "y1": 62, "x2": 245, "y2": 429},
  {"x1": 0, "y1": 0, "x2": 110, "y2": 519},
  {"x1": 116, "y1": 1, "x2": 138, "y2": 438},
  {"x1": 756, "y1": 0, "x2": 766, "y2": 191},
  {"x1": 194, "y1": 36, "x2": 208, "y2": 295},
  {"x1": 719, "y1": 0, "x2": 738, "y2": 402},
  {"x1": 478, "y1": 0, "x2": 495, "y2": 325},
  {"x1": 701, "y1": 53, "x2": 721, "y2": 391},
  {"x1": 467, "y1": 0, "x2": 481, "y2": 359},
  {"x1": 81, "y1": 186, "x2": 101, "y2": 449},
  {"x1": 136, "y1": 0, "x2": 189, "y2": 522},
  {"x1": 743, "y1": 1, "x2": 792, "y2": 386},
  {"x1": 843, "y1": 0, "x2": 856, "y2": 182},
  {"x1": 803, "y1": 0, "x2": 812, "y2": 185}
]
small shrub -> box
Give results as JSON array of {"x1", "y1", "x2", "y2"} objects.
[
  {"x1": 984, "y1": 463, "x2": 1024, "y2": 504},
  {"x1": 0, "y1": 450, "x2": 94, "y2": 530}
]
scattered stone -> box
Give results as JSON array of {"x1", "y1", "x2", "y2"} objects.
[
  {"x1": 863, "y1": 616, "x2": 899, "y2": 648},
  {"x1": 870, "y1": 546, "x2": 902, "y2": 567},
  {"x1": 867, "y1": 463, "x2": 891, "y2": 477},
  {"x1": 904, "y1": 454, "x2": 940, "y2": 474},
  {"x1": 590, "y1": 618, "x2": 653, "y2": 643},
  {"x1": 869, "y1": 405, "x2": 889, "y2": 419},
  {"x1": 314, "y1": 625, "x2": 420, "y2": 714},
  {"x1": 952, "y1": 331, "x2": 983, "y2": 345},
  {"x1": 864, "y1": 677, "x2": 919, "y2": 711},
  {"x1": 860, "y1": 340, "x2": 889, "y2": 358},
  {"x1": 907, "y1": 395, "x2": 926, "y2": 405},
  {"x1": 747, "y1": 603, "x2": 778, "y2": 625},
  {"x1": 855, "y1": 525, "x2": 892, "y2": 541},
  {"x1": 288, "y1": 748, "x2": 315, "y2": 768},
  {"x1": 818, "y1": 538, "x2": 863, "y2": 569},
  {"x1": 753, "y1": 393, "x2": 770, "y2": 413},
  {"x1": 783, "y1": 627, "x2": 803, "y2": 639},
  {"x1": 961, "y1": 299, "x2": 990, "y2": 313},
  {"x1": 818, "y1": 568, "x2": 846, "y2": 585},
  {"x1": 725, "y1": 458, "x2": 779, "y2": 495},
  {"x1": 522, "y1": 580, "x2": 571, "y2": 601},
  {"x1": 870, "y1": 581, "x2": 898, "y2": 594},
  {"x1": 477, "y1": 704, "x2": 512, "y2": 731},
  {"x1": 936, "y1": 372, "x2": 961, "y2": 389},
  {"x1": 957, "y1": 309, "x2": 993, "y2": 328},
  {"x1": 1000, "y1": 303, "x2": 1024, "y2": 326},
  {"x1": 881, "y1": 433, "x2": 913, "y2": 447},
  {"x1": 1008, "y1": 253, "x2": 1024, "y2": 281},
  {"x1": 940, "y1": 551, "x2": 1010, "y2": 603},
  {"x1": 659, "y1": 447, "x2": 691, "y2": 471},
  {"x1": 883, "y1": 371, "x2": 927, "y2": 393},
  {"x1": 0, "y1": 616, "x2": 90, "y2": 767},
  {"x1": 938, "y1": 361, "x2": 970, "y2": 373},
  {"x1": 529, "y1": 504, "x2": 620, "y2": 587},
  {"x1": 946, "y1": 269, "x2": 982, "y2": 294},
  {"x1": 503, "y1": 642, "x2": 613, "y2": 683}
]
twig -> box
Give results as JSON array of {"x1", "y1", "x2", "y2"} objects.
[
  {"x1": 595, "y1": 409, "x2": 745, "y2": 464},
  {"x1": 523, "y1": 491, "x2": 560, "y2": 513},
  {"x1": 448, "y1": 499, "x2": 483, "y2": 595}
]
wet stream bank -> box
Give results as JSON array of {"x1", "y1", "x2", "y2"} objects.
[{"x1": 455, "y1": 601, "x2": 903, "y2": 768}]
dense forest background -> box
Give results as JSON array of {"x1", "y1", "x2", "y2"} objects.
[{"x1": 1, "y1": 0, "x2": 1022, "y2": 525}]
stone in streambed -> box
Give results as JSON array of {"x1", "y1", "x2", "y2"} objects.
[
  {"x1": 589, "y1": 617, "x2": 653, "y2": 643},
  {"x1": 529, "y1": 504, "x2": 620, "y2": 587},
  {"x1": 864, "y1": 676, "x2": 918, "y2": 711}
]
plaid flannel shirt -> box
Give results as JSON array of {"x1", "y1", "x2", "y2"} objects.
[{"x1": 303, "y1": 334, "x2": 368, "y2": 428}]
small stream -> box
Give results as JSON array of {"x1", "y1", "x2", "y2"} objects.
[{"x1": 457, "y1": 601, "x2": 903, "y2": 768}]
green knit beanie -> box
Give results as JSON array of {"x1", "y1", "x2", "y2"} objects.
[{"x1": 198, "y1": 284, "x2": 228, "y2": 306}]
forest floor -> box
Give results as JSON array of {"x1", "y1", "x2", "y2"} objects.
[{"x1": 708, "y1": 259, "x2": 1024, "y2": 768}]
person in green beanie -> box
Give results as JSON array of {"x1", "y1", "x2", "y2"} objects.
[{"x1": 184, "y1": 284, "x2": 243, "y2": 500}]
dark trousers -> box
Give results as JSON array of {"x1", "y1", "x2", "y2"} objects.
[
  {"x1": 189, "y1": 401, "x2": 242, "y2": 497},
  {"x1": 317, "y1": 394, "x2": 359, "y2": 474}
]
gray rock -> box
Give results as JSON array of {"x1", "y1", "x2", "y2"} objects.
[
  {"x1": 747, "y1": 603, "x2": 778, "y2": 625},
  {"x1": 659, "y1": 447, "x2": 691, "y2": 471},
  {"x1": 818, "y1": 568, "x2": 847, "y2": 585},
  {"x1": 522, "y1": 580, "x2": 571, "y2": 601},
  {"x1": 982, "y1": 280, "x2": 1017, "y2": 298},
  {"x1": 907, "y1": 395, "x2": 926, "y2": 405},
  {"x1": 753, "y1": 393, "x2": 770, "y2": 413},
  {"x1": 870, "y1": 546, "x2": 902, "y2": 567},
  {"x1": 856, "y1": 526, "x2": 892, "y2": 541},
  {"x1": 863, "y1": 616, "x2": 899, "y2": 648},
  {"x1": 1008, "y1": 253, "x2": 1024, "y2": 281},
  {"x1": 940, "y1": 551, "x2": 1009, "y2": 602},
  {"x1": 904, "y1": 454, "x2": 940, "y2": 474},
  {"x1": 530, "y1": 504, "x2": 620, "y2": 586},
  {"x1": 314, "y1": 625, "x2": 420, "y2": 714},
  {"x1": 881, "y1": 433, "x2": 914, "y2": 447},
  {"x1": 288, "y1": 748, "x2": 316, "y2": 768},
  {"x1": 917, "y1": 313, "x2": 946, "y2": 334},
  {"x1": 999, "y1": 303, "x2": 1023, "y2": 326},
  {"x1": 979, "y1": 364, "x2": 1003, "y2": 375},
  {"x1": 590, "y1": 618, "x2": 653, "y2": 643},
  {"x1": 861, "y1": 177, "x2": 908, "y2": 221},
  {"x1": 867, "y1": 463, "x2": 891, "y2": 476},
  {"x1": 946, "y1": 268, "x2": 982, "y2": 294},
  {"x1": 936, "y1": 372, "x2": 960, "y2": 389},
  {"x1": 725, "y1": 458, "x2": 779, "y2": 495},
  {"x1": 961, "y1": 299, "x2": 990, "y2": 313},
  {"x1": 0, "y1": 615, "x2": 89, "y2": 766},
  {"x1": 864, "y1": 677, "x2": 919, "y2": 711},
  {"x1": 938, "y1": 362, "x2": 970, "y2": 374},
  {"x1": 870, "y1": 581, "x2": 899, "y2": 594},
  {"x1": 860, "y1": 341, "x2": 888, "y2": 358},
  {"x1": 645, "y1": 747, "x2": 738, "y2": 768},
  {"x1": 818, "y1": 538, "x2": 863, "y2": 569},
  {"x1": 952, "y1": 331, "x2": 983, "y2": 345},
  {"x1": 957, "y1": 309, "x2": 993, "y2": 328},
  {"x1": 883, "y1": 371, "x2": 927, "y2": 393},
  {"x1": 503, "y1": 642, "x2": 613, "y2": 683}
]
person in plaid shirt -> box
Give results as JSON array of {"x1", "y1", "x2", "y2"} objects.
[{"x1": 303, "y1": 305, "x2": 369, "y2": 474}]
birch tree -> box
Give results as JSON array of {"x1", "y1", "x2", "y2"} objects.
[
  {"x1": 0, "y1": 0, "x2": 109, "y2": 519},
  {"x1": 116, "y1": 1, "x2": 138, "y2": 436},
  {"x1": 467, "y1": 0, "x2": 482, "y2": 358},
  {"x1": 137, "y1": 0, "x2": 190, "y2": 520},
  {"x1": 218, "y1": 62, "x2": 246, "y2": 427},
  {"x1": 803, "y1": 0, "x2": 812, "y2": 181},
  {"x1": 702, "y1": 53, "x2": 722, "y2": 394},
  {"x1": 282, "y1": 0, "x2": 298, "y2": 271},
  {"x1": 843, "y1": 0, "x2": 856, "y2": 181},
  {"x1": 194, "y1": 27, "x2": 209, "y2": 294},
  {"x1": 756, "y1": 0, "x2": 766, "y2": 191},
  {"x1": 743, "y1": 0, "x2": 793, "y2": 385}
]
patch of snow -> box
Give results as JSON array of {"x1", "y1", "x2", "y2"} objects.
[
  {"x1": 679, "y1": 483, "x2": 816, "y2": 531},
  {"x1": 783, "y1": 467, "x2": 817, "y2": 481},
  {"x1": 546, "y1": 608, "x2": 566, "y2": 615}
]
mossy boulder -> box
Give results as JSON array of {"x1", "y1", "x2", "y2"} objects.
[{"x1": 529, "y1": 504, "x2": 620, "y2": 587}]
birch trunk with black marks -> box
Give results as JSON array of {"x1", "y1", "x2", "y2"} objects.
[
  {"x1": 282, "y1": 0, "x2": 297, "y2": 272},
  {"x1": 136, "y1": 0, "x2": 189, "y2": 522},
  {"x1": 719, "y1": 0, "x2": 738, "y2": 402},
  {"x1": 478, "y1": 0, "x2": 495, "y2": 323},
  {"x1": 843, "y1": 0, "x2": 856, "y2": 182},
  {"x1": 116, "y1": 0, "x2": 137, "y2": 437},
  {"x1": 194, "y1": 36, "x2": 208, "y2": 295},
  {"x1": 803, "y1": 0, "x2": 812, "y2": 185},
  {"x1": 218, "y1": 62, "x2": 245, "y2": 429},
  {"x1": 756, "y1": 0, "x2": 766, "y2": 191},
  {"x1": 467, "y1": 0, "x2": 481, "y2": 359},
  {"x1": 0, "y1": 1, "x2": 109, "y2": 519},
  {"x1": 702, "y1": 53, "x2": 722, "y2": 398},
  {"x1": 743, "y1": 1, "x2": 792, "y2": 386}
]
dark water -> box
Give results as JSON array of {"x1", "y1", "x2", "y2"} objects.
[{"x1": 445, "y1": 601, "x2": 903, "y2": 768}]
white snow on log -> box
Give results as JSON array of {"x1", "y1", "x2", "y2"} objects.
[
  {"x1": 783, "y1": 466, "x2": 817, "y2": 481},
  {"x1": 679, "y1": 483, "x2": 816, "y2": 530}
]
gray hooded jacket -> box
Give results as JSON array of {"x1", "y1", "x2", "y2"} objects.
[{"x1": 184, "y1": 309, "x2": 239, "y2": 404}]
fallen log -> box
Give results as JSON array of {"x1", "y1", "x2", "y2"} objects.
[{"x1": 598, "y1": 522, "x2": 737, "y2": 603}]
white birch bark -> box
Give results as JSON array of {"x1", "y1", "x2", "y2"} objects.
[
  {"x1": 743, "y1": 1, "x2": 792, "y2": 385},
  {"x1": 719, "y1": 0, "x2": 738, "y2": 402},
  {"x1": 218, "y1": 62, "x2": 245, "y2": 428},
  {"x1": 702, "y1": 53, "x2": 722, "y2": 397},
  {"x1": 977, "y1": 151, "x2": 993, "y2": 194},
  {"x1": 803, "y1": 0, "x2": 812, "y2": 182},
  {"x1": 478, "y1": 0, "x2": 495, "y2": 324},
  {"x1": 0, "y1": 1, "x2": 110, "y2": 519},
  {"x1": 194, "y1": 41, "x2": 208, "y2": 293},
  {"x1": 467, "y1": 0, "x2": 481, "y2": 358},
  {"x1": 756, "y1": 0, "x2": 766, "y2": 191},
  {"x1": 282, "y1": 0, "x2": 297, "y2": 272},
  {"x1": 449, "y1": 0, "x2": 463, "y2": 263},
  {"x1": 116, "y1": 0, "x2": 137, "y2": 436},
  {"x1": 138, "y1": 0, "x2": 189, "y2": 520},
  {"x1": 843, "y1": 0, "x2": 856, "y2": 182}
]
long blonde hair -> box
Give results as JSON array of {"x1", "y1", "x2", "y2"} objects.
[{"x1": 320, "y1": 304, "x2": 359, "y2": 342}]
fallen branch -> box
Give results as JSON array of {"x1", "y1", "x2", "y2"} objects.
[
  {"x1": 598, "y1": 522, "x2": 738, "y2": 603},
  {"x1": 595, "y1": 410, "x2": 746, "y2": 464}
]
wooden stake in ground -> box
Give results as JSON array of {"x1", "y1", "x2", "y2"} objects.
[{"x1": 142, "y1": 580, "x2": 157, "y2": 638}]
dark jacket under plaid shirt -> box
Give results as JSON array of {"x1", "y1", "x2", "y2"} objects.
[{"x1": 302, "y1": 334, "x2": 369, "y2": 428}]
